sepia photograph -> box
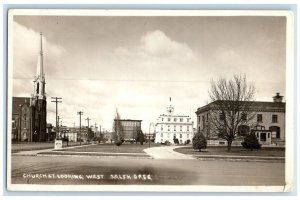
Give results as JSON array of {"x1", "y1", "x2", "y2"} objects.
[{"x1": 6, "y1": 9, "x2": 294, "y2": 192}]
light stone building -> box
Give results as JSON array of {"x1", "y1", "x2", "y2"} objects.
[{"x1": 155, "y1": 99, "x2": 194, "y2": 144}]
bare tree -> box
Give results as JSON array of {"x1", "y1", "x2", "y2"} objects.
[
  {"x1": 112, "y1": 108, "x2": 124, "y2": 145},
  {"x1": 209, "y1": 74, "x2": 255, "y2": 151}
]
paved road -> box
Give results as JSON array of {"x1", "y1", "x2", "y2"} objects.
[
  {"x1": 11, "y1": 156, "x2": 285, "y2": 186},
  {"x1": 144, "y1": 146, "x2": 195, "y2": 159}
]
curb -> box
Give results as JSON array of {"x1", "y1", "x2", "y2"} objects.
[
  {"x1": 35, "y1": 154, "x2": 153, "y2": 159},
  {"x1": 193, "y1": 155, "x2": 285, "y2": 162}
]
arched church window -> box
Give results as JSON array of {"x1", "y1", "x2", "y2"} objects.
[{"x1": 37, "y1": 83, "x2": 39, "y2": 94}]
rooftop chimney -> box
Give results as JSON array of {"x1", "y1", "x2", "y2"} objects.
[{"x1": 273, "y1": 93, "x2": 283, "y2": 103}]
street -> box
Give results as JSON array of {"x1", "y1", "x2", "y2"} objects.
[{"x1": 11, "y1": 156, "x2": 285, "y2": 186}]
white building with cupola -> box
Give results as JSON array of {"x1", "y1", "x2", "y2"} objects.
[{"x1": 154, "y1": 98, "x2": 194, "y2": 144}]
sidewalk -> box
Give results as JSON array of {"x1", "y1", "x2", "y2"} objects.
[
  {"x1": 192, "y1": 154, "x2": 285, "y2": 161},
  {"x1": 12, "y1": 144, "x2": 151, "y2": 159},
  {"x1": 12, "y1": 143, "x2": 96, "y2": 156},
  {"x1": 143, "y1": 146, "x2": 195, "y2": 159}
]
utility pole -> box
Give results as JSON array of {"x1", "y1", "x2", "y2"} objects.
[
  {"x1": 78, "y1": 111, "x2": 83, "y2": 145},
  {"x1": 57, "y1": 116, "x2": 60, "y2": 139},
  {"x1": 51, "y1": 97, "x2": 62, "y2": 140},
  {"x1": 94, "y1": 122, "x2": 97, "y2": 138},
  {"x1": 85, "y1": 117, "x2": 91, "y2": 144}
]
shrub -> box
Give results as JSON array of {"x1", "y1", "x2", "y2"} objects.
[
  {"x1": 185, "y1": 139, "x2": 191, "y2": 145},
  {"x1": 173, "y1": 138, "x2": 179, "y2": 144},
  {"x1": 164, "y1": 140, "x2": 171, "y2": 146},
  {"x1": 192, "y1": 132, "x2": 207, "y2": 152},
  {"x1": 115, "y1": 141, "x2": 122, "y2": 146},
  {"x1": 242, "y1": 132, "x2": 261, "y2": 150}
]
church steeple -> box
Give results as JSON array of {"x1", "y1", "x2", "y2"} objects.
[
  {"x1": 36, "y1": 32, "x2": 44, "y2": 78},
  {"x1": 32, "y1": 32, "x2": 46, "y2": 100}
]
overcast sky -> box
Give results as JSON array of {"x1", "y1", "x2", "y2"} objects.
[{"x1": 12, "y1": 15, "x2": 286, "y2": 132}]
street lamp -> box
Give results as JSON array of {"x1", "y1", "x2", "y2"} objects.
[{"x1": 149, "y1": 122, "x2": 155, "y2": 148}]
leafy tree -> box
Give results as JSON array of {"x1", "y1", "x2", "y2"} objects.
[
  {"x1": 242, "y1": 132, "x2": 261, "y2": 150},
  {"x1": 112, "y1": 109, "x2": 124, "y2": 146},
  {"x1": 208, "y1": 74, "x2": 256, "y2": 152},
  {"x1": 192, "y1": 132, "x2": 207, "y2": 152}
]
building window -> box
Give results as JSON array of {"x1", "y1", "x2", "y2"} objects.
[
  {"x1": 202, "y1": 116, "x2": 205, "y2": 128},
  {"x1": 180, "y1": 126, "x2": 182, "y2": 131},
  {"x1": 257, "y1": 114, "x2": 262, "y2": 122},
  {"x1": 162, "y1": 118, "x2": 164, "y2": 121},
  {"x1": 272, "y1": 115, "x2": 278, "y2": 123},
  {"x1": 161, "y1": 125, "x2": 163, "y2": 131},
  {"x1": 238, "y1": 125, "x2": 249, "y2": 136},
  {"x1": 269, "y1": 126, "x2": 280, "y2": 139},
  {"x1": 174, "y1": 118, "x2": 177, "y2": 122},
  {"x1": 161, "y1": 133, "x2": 163, "y2": 138},
  {"x1": 260, "y1": 133, "x2": 266, "y2": 141},
  {"x1": 206, "y1": 113, "x2": 209, "y2": 121},
  {"x1": 36, "y1": 82, "x2": 39, "y2": 94},
  {"x1": 187, "y1": 126, "x2": 190, "y2": 131},
  {"x1": 241, "y1": 113, "x2": 247, "y2": 121},
  {"x1": 180, "y1": 118, "x2": 183, "y2": 122},
  {"x1": 180, "y1": 134, "x2": 182, "y2": 138},
  {"x1": 187, "y1": 134, "x2": 189, "y2": 139},
  {"x1": 187, "y1": 118, "x2": 190, "y2": 122},
  {"x1": 268, "y1": 133, "x2": 270, "y2": 138},
  {"x1": 168, "y1": 125, "x2": 170, "y2": 131},
  {"x1": 174, "y1": 126, "x2": 176, "y2": 131},
  {"x1": 219, "y1": 113, "x2": 225, "y2": 121},
  {"x1": 168, "y1": 118, "x2": 171, "y2": 122}
]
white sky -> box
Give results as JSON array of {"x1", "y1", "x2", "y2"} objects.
[{"x1": 12, "y1": 15, "x2": 286, "y2": 132}]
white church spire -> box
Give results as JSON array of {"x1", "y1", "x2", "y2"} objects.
[
  {"x1": 36, "y1": 32, "x2": 44, "y2": 79},
  {"x1": 32, "y1": 32, "x2": 46, "y2": 101}
]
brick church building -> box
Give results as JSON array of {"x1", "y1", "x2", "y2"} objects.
[{"x1": 12, "y1": 33, "x2": 47, "y2": 142}]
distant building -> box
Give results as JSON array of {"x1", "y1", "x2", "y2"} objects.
[
  {"x1": 114, "y1": 119, "x2": 142, "y2": 141},
  {"x1": 11, "y1": 33, "x2": 47, "y2": 142},
  {"x1": 195, "y1": 93, "x2": 286, "y2": 147},
  {"x1": 155, "y1": 98, "x2": 194, "y2": 144},
  {"x1": 46, "y1": 123, "x2": 56, "y2": 141},
  {"x1": 60, "y1": 126, "x2": 90, "y2": 142}
]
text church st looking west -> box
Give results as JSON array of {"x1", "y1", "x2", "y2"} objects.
[{"x1": 12, "y1": 33, "x2": 47, "y2": 142}]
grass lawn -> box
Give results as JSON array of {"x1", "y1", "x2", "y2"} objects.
[
  {"x1": 58, "y1": 143, "x2": 162, "y2": 153},
  {"x1": 11, "y1": 141, "x2": 87, "y2": 153},
  {"x1": 174, "y1": 146, "x2": 285, "y2": 157}
]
